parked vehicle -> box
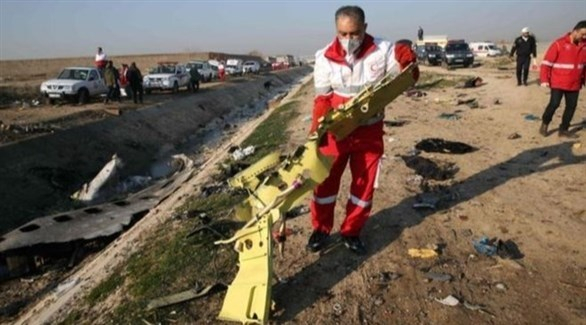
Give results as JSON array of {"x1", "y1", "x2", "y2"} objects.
[
  {"x1": 441, "y1": 40, "x2": 474, "y2": 69},
  {"x1": 40, "y1": 67, "x2": 108, "y2": 105},
  {"x1": 225, "y1": 59, "x2": 243, "y2": 76},
  {"x1": 242, "y1": 61, "x2": 261, "y2": 74},
  {"x1": 415, "y1": 43, "x2": 443, "y2": 65},
  {"x1": 186, "y1": 61, "x2": 214, "y2": 82},
  {"x1": 469, "y1": 42, "x2": 503, "y2": 57},
  {"x1": 143, "y1": 62, "x2": 190, "y2": 93}
]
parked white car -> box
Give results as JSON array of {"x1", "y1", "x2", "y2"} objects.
[
  {"x1": 242, "y1": 61, "x2": 261, "y2": 74},
  {"x1": 40, "y1": 67, "x2": 108, "y2": 105},
  {"x1": 469, "y1": 42, "x2": 503, "y2": 57},
  {"x1": 186, "y1": 61, "x2": 214, "y2": 82},
  {"x1": 143, "y1": 62, "x2": 190, "y2": 93},
  {"x1": 225, "y1": 59, "x2": 243, "y2": 76}
]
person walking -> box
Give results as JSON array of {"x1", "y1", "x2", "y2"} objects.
[
  {"x1": 539, "y1": 20, "x2": 586, "y2": 138},
  {"x1": 510, "y1": 27, "x2": 537, "y2": 86}
]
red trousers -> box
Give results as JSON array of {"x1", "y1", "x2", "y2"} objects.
[{"x1": 310, "y1": 122, "x2": 384, "y2": 237}]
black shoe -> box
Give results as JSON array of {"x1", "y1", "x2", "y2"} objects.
[
  {"x1": 341, "y1": 236, "x2": 367, "y2": 255},
  {"x1": 539, "y1": 123, "x2": 548, "y2": 137},
  {"x1": 517, "y1": 82, "x2": 522, "y2": 86},
  {"x1": 523, "y1": 82, "x2": 528, "y2": 86},
  {"x1": 558, "y1": 130, "x2": 578, "y2": 138},
  {"x1": 306, "y1": 230, "x2": 329, "y2": 252}
]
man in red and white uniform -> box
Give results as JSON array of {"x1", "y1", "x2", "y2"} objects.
[
  {"x1": 307, "y1": 5, "x2": 419, "y2": 255},
  {"x1": 539, "y1": 20, "x2": 586, "y2": 138},
  {"x1": 95, "y1": 47, "x2": 108, "y2": 70}
]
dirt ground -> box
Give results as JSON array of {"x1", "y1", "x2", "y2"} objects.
[
  {"x1": 267, "y1": 60, "x2": 586, "y2": 324},
  {"x1": 4, "y1": 55, "x2": 586, "y2": 324}
]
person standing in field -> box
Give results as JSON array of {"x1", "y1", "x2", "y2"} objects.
[
  {"x1": 307, "y1": 5, "x2": 419, "y2": 255},
  {"x1": 95, "y1": 47, "x2": 108, "y2": 71},
  {"x1": 539, "y1": 20, "x2": 586, "y2": 138},
  {"x1": 127, "y1": 62, "x2": 144, "y2": 104},
  {"x1": 218, "y1": 61, "x2": 226, "y2": 81}
]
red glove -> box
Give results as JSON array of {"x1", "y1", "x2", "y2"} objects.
[
  {"x1": 310, "y1": 93, "x2": 332, "y2": 133},
  {"x1": 395, "y1": 42, "x2": 420, "y2": 81}
]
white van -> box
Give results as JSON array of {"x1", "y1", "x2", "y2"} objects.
[{"x1": 469, "y1": 42, "x2": 502, "y2": 57}]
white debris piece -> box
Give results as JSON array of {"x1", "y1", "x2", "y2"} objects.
[
  {"x1": 435, "y1": 295, "x2": 460, "y2": 306},
  {"x1": 71, "y1": 154, "x2": 124, "y2": 203},
  {"x1": 231, "y1": 145, "x2": 256, "y2": 161}
]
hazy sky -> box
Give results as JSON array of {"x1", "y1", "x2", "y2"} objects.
[{"x1": 0, "y1": 0, "x2": 584, "y2": 60}]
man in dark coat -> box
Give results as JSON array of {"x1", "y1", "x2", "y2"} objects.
[
  {"x1": 510, "y1": 27, "x2": 537, "y2": 86},
  {"x1": 104, "y1": 61, "x2": 118, "y2": 104},
  {"x1": 127, "y1": 62, "x2": 144, "y2": 104}
]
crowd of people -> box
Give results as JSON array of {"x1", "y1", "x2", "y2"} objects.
[
  {"x1": 93, "y1": 47, "x2": 237, "y2": 104},
  {"x1": 94, "y1": 47, "x2": 144, "y2": 104}
]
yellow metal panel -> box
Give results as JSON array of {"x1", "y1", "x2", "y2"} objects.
[{"x1": 216, "y1": 65, "x2": 417, "y2": 324}]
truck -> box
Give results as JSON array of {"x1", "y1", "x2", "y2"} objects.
[
  {"x1": 143, "y1": 62, "x2": 190, "y2": 93},
  {"x1": 441, "y1": 40, "x2": 474, "y2": 69},
  {"x1": 40, "y1": 67, "x2": 108, "y2": 105},
  {"x1": 415, "y1": 43, "x2": 443, "y2": 65},
  {"x1": 225, "y1": 59, "x2": 243, "y2": 76},
  {"x1": 186, "y1": 60, "x2": 215, "y2": 82},
  {"x1": 242, "y1": 61, "x2": 261, "y2": 74}
]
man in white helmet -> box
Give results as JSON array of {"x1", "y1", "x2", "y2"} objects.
[{"x1": 510, "y1": 27, "x2": 537, "y2": 86}]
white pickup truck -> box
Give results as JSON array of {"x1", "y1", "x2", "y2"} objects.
[
  {"x1": 40, "y1": 67, "x2": 108, "y2": 105},
  {"x1": 186, "y1": 61, "x2": 214, "y2": 82},
  {"x1": 242, "y1": 61, "x2": 261, "y2": 74},
  {"x1": 143, "y1": 62, "x2": 190, "y2": 93}
]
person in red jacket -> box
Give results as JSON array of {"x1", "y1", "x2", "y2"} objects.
[
  {"x1": 539, "y1": 21, "x2": 586, "y2": 138},
  {"x1": 307, "y1": 5, "x2": 419, "y2": 255},
  {"x1": 95, "y1": 47, "x2": 108, "y2": 70}
]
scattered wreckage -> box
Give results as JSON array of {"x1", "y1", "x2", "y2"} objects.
[
  {"x1": 0, "y1": 155, "x2": 194, "y2": 279},
  {"x1": 214, "y1": 65, "x2": 417, "y2": 324}
]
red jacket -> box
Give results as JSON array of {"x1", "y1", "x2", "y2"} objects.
[
  {"x1": 311, "y1": 34, "x2": 418, "y2": 133},
  {"x1": 540, "y1": 33, "x2": 586, "y2": 91}
]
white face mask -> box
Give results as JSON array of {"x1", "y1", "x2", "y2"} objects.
[{"x1": 339, "y1": 38, "x2": 362, "y2": 54}]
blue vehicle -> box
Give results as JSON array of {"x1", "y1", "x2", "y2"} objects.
[{"x1": 441, "y1": 40, "x2": 474, "y2": 69}]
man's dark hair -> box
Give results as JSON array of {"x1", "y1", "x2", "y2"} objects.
[
  {"x1": 335, "y1": 6, "x2": 365, "y2": 24},
  {"x1": 98, "y1": 47, "x2": 102, "y2": 51},
  {"x1": 573, "y1": 20, "x2": 586, "y2": 30}
]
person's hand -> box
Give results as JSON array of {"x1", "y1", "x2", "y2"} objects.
[{"x1": 540, "y1": 82, "x2": 549, "y2": 88}]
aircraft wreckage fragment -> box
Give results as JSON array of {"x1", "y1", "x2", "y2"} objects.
[
  {"x1": 215, "y1": 65, "x2": 417, "y2": 324},
  {"x1": 0, "y1": 155, "x2": 194, "y2": 276}
]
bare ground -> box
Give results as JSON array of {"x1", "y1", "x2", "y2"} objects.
[{"x1": 270, "y1": 61, "x2": 586, "y2": 325}]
